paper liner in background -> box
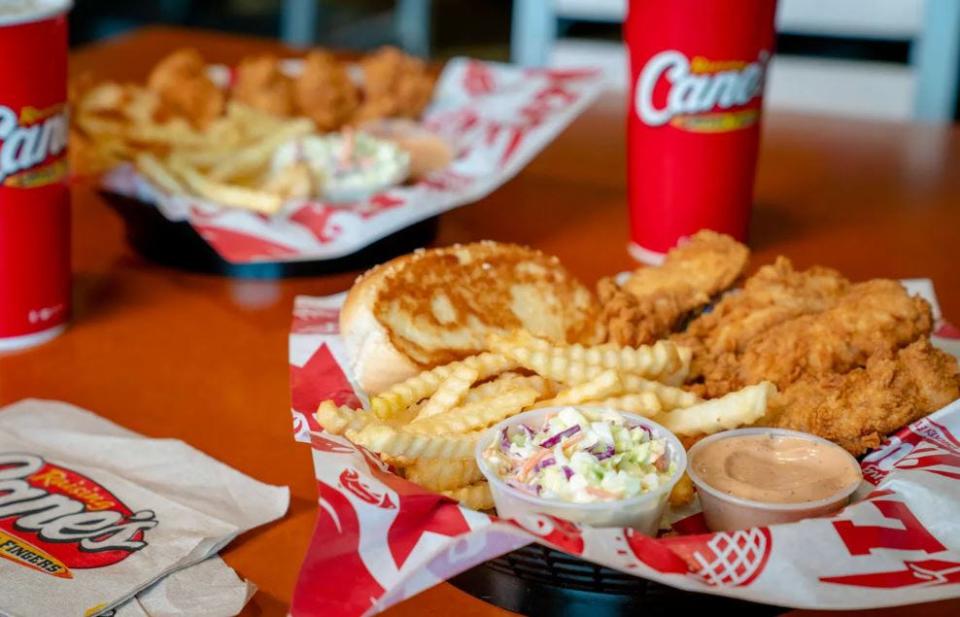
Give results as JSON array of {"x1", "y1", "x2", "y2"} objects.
[
  {"x1": 0, "y1": 400, "x2": 288, "y2": 617},
  {"x1": 100, "y1": 59, "x2": 605, "y2": 264},
  {"x1": 287, "y1": 282, "x2": 960, "y2": 616}
]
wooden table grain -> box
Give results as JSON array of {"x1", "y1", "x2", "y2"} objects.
[{"x1": 2, "y1": 26, "x2": 959, "y2": 617}]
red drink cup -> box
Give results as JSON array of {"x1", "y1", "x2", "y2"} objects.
[
  {"x1": 0, "y1": 1, "x2": 71, "y2": 351},
  {"x1": 625, "y1": 0, "x2": 777, "y2": 263}
]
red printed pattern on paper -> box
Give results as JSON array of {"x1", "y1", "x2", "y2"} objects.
[
  {"x1": 663, "y1": 528, "x2": 772, "y2": 587},
  {"x1": 193, "y1": 224, "x2": 300, "y2": 262},
  {"x1": 291, "y1": 481, "x2": 386, "y2": 616},
  {"x1": 823, "y1": 496, "x2": 958, "y2": 589},
  {"x1": 508, "y1": 513, "x2": 584, "y2": 555},
  {"x1": 290, "y1": 344, "x2": 361, "y2": 416},
  {"x1": 292, "y1": 303, "x2": 341, "y2": 335},
  {"x1": 339, "y1": 468, "x2": 396, "y2": 510},
  {"x1": 862, "y1": 417, "x2": 960, "y2": 484}
]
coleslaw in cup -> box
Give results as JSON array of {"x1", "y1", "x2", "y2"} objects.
[{"x1": 476, "y1": 406, "x2": 687, "y2": 534}]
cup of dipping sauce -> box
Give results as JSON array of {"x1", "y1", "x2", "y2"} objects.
[{"x1": 687, "y1": 427, "x2": 862, "y2": 531}]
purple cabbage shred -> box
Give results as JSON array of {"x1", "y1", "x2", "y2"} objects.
[
  {"x1": 562, "y1": 466, "x2": 574, "y2": 480},
  {"x1": 506, "y1": 479, "x2": 538, "y2": 496},
  {"x1": 533, "y1": 456, "x2": 556, "y2": 472},
  {"x1": 539, "y1": 424, "x2": 581, "y2": 448},
  {"x1": 594, "y1": 444, "x2": 616, "y2": 460}
]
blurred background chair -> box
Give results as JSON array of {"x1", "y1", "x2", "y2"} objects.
[
  {"x1": 511, "y1": 0, "x2": 960, "y2": 121},
  {"x1": 281, "y1": 0, "x2": 432, "y2": 57},
  {"x1": 280, "y1": 0, "x2": 431, "y2": 56},
  {"x1": 67, "y1": 0, "x2": 960, "y2": 121}
]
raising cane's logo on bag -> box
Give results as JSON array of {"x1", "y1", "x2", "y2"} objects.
[
  {"x1": 634, "y1": 50, "x2": 769, "y2": 133},
  {"x1": 0, "y1": 103, "x2": 68, "y2": 188},
  {"x1": 0, "y1": 453, "x2": 157, "y2": 579}
]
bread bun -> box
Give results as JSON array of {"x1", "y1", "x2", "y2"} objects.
[{"x1": 341, "y1": 241, "x2": 599, "y2": 394}]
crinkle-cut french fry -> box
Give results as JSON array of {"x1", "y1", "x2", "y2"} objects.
[
  {"x1": 589, "y1": 392, "x2": 662, "y2": 417},
  {"x1": 406, "y1": 459, "x2": 484, "y2": 491},
  {"x1": 135, "y1": 153, "x2": 184, "y2": 194},
  {"x1": 207, "y1": 118, "x2": 313, "y2": 181},
  {"x1": 169, "y1": 158, "x2": 283, "y2": 214},
  {"x1": 372, "y1": 372, "x2": 447, "y2": 421},
  {"x1": 442, "y1": 482, "x2": 494, "y2": 510},
  {"x1": 669, "y1": 473, "x2": 695, "y2": 507},
  {"x1": 660, "y1": 346, "x2": 693, "y2": 386},
  {"x1": 371, "y1": 353, "x2": 516, "y2": 420},
  {"x1": 347, "y1": 423, "x2": 478, "y2": 459},
  {"x1": 533, "y1": 370, "x2": 622, "y2": 408},
  {"x1": 493, "y1": 331, "x2": 690, "y2": 382},
  {"x1": 463, "y1": 374, "x2": 552, "y2": 404},
  {"x1": 380, "y1": 454, "x2": 416, "y2": 468},
  {"x1": 620, "y1": 374, "x2": 700, "y2": 410},
  {"x1": 407, "y1": 388, "x2": 540, "y2": 436},
  {"x1": 315, "y1": 400, "x2": 375, "y2": 435},
  {"x1": 413, "y1": 365, "x2": 479, "y2": 422},
  {"x1": 658, "y1": 382, "x2": 776, "y2": 436},
  {"x1": 128, "y1": 117, "x2": 212, "y2": 148},
  {"x1": 564, "y1": 339, "x2": 686, "y2": 379},
  {"x1": 386, "y1": 399, "x2": 424, "y2": 427},
  {"x1": 487, "y1": 334, "x2": 602, "y2": 384}
]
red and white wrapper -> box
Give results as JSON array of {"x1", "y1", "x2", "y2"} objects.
[
  {"x1": 0, "y1": 399, "x2": 288, "y2": 617},
  {"x1": 100, "y1": 59, "x2": 605, "y2": 264},
  {"x1": 287, "y1": 281, "x2": 960, "y2": 616}
]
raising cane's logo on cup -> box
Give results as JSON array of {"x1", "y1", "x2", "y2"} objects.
[
  {"x1": 625, "y1": 0, "x2": 777, "y2": 261},
  {"x1": 0, "y1": 103, "x2": 68, "y2": 187},
  {"x1": 0, "y1": 0, "x2": 72, "y2": 349},
  {"x1": 634, "y1": 50, "x2": 769, "y2": 132},
  {"x1": 0, "y1": 453, "x2": 158, "y2": 579}
]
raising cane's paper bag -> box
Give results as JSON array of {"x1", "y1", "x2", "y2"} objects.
[
  {"x1": 114, "y1": 556, "x2": 256, "y2": 617},
  {"x1": 100, "y1": 59, "x2": 605, "y2": 264},
  {"x1": 0, "y1": 399, "x2": 289, "y2": 617},
  {"x1": 287, "y1": 282, "x2": 960, "y2": 616}
]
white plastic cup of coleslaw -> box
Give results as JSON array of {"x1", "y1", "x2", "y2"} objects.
[{"x1": 476, "y1": 406, "x2": 687, "y2": 534}]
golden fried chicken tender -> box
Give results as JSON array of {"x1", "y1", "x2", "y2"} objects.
[
  {"x1": 598, "y1": 230, "x2": 749, "y2": 346},
  {"x1": 707, "y1": 279, "x2": 934, "y2": 396},
  {"x1": 354, "y1": 46, "x2": 435, "y2": 124},
  {"x1": 674, "y1": 257, "x2": 850, "y2": 385},
  {"x1": 233, "y1": 54, "x2": 295, "y2": 117},
  {"x1": 294, "y1": 50, "x2": 358, "y2": 131},
  {"x1": 772, "y1": 339, "x2": 960, "y2": 455},
  {"x1": 147, "y1": 49, "x2": 224, "y2": 128}
]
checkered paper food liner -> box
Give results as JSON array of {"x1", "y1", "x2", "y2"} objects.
[
  {"x1": 286, "y1": 280, "x2": 960, "y2": 616},
  {"x1": 100, "y1": 59, "x2": 605, "y2": 264}
]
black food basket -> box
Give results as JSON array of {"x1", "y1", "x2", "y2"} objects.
[
  {"x1": 450, "y1": 543, "x2": 784, "y2": 616},
  {"x1": 104, "y1": 194, "x2": 439, "y2": 279}
]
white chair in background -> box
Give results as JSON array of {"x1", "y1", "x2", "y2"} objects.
[{"x1": 511, "y1": 0, "x2": 960, "y2": 122}]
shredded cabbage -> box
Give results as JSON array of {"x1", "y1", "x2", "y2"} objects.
[{"x1": 483, "y1": 407, "x2": 675, "y2": 503}]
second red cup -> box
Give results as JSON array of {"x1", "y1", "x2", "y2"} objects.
[{"x1": 625, "y1": 0, "x2": 777, "y2": 263}]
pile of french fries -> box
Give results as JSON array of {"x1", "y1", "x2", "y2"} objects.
[
  {"x1": 317, "y1": 330, "x2": 776, "y2": 511},
  {"x1": 72, "y1": 83, "x2": 316, "y2": 214}
]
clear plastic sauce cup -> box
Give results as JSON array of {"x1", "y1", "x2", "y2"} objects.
[
  {"x1": 686, "y1": 427, "x2": 863, "y2": 531},
  {"x1": 476, "y1": 406, "x2": 687, "y2": 535}
]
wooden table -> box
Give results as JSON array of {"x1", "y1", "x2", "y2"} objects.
[{"x1": 2, "y1": 26, "x2": 959, "y2": 617}]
